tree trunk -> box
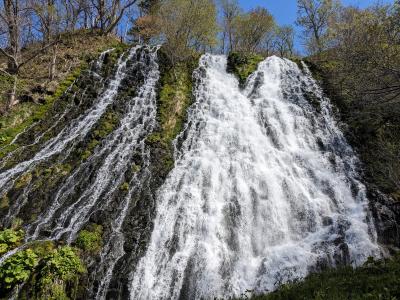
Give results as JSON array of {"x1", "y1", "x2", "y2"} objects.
[
  {"x1": 8, "y1": 75, "x2": 19, "y2": 109},
  {"x1": 49, "y1": 44, "x2": 57, "y2": 81}
]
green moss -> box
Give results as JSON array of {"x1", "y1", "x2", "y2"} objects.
[
  {"x1": 120, "y1": 182, "x2": 130, "y2": 192},
  {"x1": 31, "y1": 163, "x2": 72, "y2": 190},
  {"x1": 0, "y1": 68, "x2": 83, "y2": 161},
  {"x1": 29, "y1": 240, "x2": 56, "y2": 258},
  {"x1": 14, "y1": 172, "x2": 33, "y2": 189},
  {"x1": 227, "y1": 52, "x2": 264, "y2": 88},
  {"x1": 131, "y1": 163, "x2": 141, "y2": 173},
  {"x1": 76, "y1": 224, "x2": 103, "y2": 254},
  {"x1": 81, "y1": 110, "x2": 120, "y2": 161},
  {"x1": 0, "y1": 195, "x2": 9, "y2": 209},
  {"x1": 250, "y1": 254, "x2": 400, "y2": 300},
  {"x1": 157, "y1": 64, "x2": 193, "y2": 143},
  {"x1": 146, "y1": 53, "x2": 197, "y2": 172}
]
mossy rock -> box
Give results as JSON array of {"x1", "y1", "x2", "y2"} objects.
[
  {"x1": 227, "y1": 52, "x2": 264, "y2": 88},
  {"x1": 76, "y1": 224, "x2": 103, "y2": 255}
]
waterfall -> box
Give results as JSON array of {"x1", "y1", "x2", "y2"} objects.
[
  {"x1": 0, "y1": 46, "x2": 160, "y2": 298},
  {"x1": 25, "y1": 46, "x2": 159, "y2": 243},
  {"x1": 129, "y1": 54, "x2": 380, "y2": 299},
  {"x1": 0, "y1": 46, "x2": 139, "y2": 200}
]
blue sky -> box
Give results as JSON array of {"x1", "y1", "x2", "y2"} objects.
[{"x1": 237, "y1": 0, "x2": 394, "y2": 53}]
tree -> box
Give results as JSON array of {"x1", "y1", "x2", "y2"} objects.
[
  {"x1": 219, "y1": 0, "x2": 241, "y2": 53},
  {"x1": 91, "y1": 0, "x2": 138, "y2": 35},
  {"x1": 0, "y1": 0, "x2": 58, "y2": 108},
  {"x1": 231, "y1": 7, "x2": 275, "y2": 53},
  {"x1": 129, "y1": 13, "x2": 160, "y2": 43},
  {"x1": 31, "y1": 0, "x2": 63, "y2": 80},
  {"x1": 296, "y1": 0, "x2": 339, "y2": 54},
  {"x1": 275, "y1": 25, "x2": 295, "y2": 57},
  {"x1": 138, "y1": 0, "x2": 158, "y2": 15},
  {"x1": 134, "y1": 0, "x2": 218, "y2": 62}
]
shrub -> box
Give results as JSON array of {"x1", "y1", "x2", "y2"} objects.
[
  {"x1": 0, "y1": 249, "x2": 39, "y2": 291},
  {"x1": 76, "y1": 224, "x2": 103, "y2": 254}
]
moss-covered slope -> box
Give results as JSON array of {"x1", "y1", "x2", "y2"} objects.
[{"x1": 250, "y1": 254, "x2": 400, "y2": 300}]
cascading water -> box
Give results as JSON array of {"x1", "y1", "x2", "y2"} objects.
[
  {"x1": 25, "y1": 46, "x2": 159, "y2": 243},
  {"x1": 0, "y1": 46, "x2": 139, "y2": 199},
  {"x1": 0, "y1": 46, "x2": 161, "y2": 298},
  {"x1": 129, "y1": 54, "x2": 380, "y2": 299}
]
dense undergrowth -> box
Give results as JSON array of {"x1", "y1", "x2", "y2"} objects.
[
  {"x1": 249, "y1": 254, "x2": 400, "y2": 300},
  {"x1": 0, "y1": 226, "x2": 94, "y2": 299}
]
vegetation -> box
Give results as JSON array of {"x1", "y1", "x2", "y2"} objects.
[
  {"x1": 219, "y1": 0, "x2": 295, "y2": 57},
  {"x1": 132, "y1": 0, "x2": 218, "y2": 63},
  {"x1": 0, "y1": 249, "x2": 39, "y2": 291},
  {"x1": 250, "y1": 254, "x2": 400, "y2": 300},
  {"x1": 76, "y1": 224, "x2": 103, "y2": 255},
  {"x1": 227, "y1": 52, "x2": 264, "y2": 87},
  {"x1": 146, "y1": 49, "x2": 197, "y2": 171},
  {"x1": 0, "y1": 32, "x2": 123, "y2": 159},
  {"x1": 35, "y1": 246, "x2": 85, "y2": 299},
  {"x1": 0, "y1": 228, "x2": 24, "y2": 255},
  {"x1": 0, "y1": 228, "x2": 86, "y2": 299},
  {"x1": 296, "y1": 0, "x2": 340, "y2": 54}
]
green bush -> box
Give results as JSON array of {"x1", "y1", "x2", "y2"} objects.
[
  {"x1": 0, "y1": 249, "x2": 39, "y2": 291},
  {"x1": 36, "y1": 246, "x2": 86, "y2": 299},
  {"x1": 0, "y1": 228, "x2": 25, "y2": 255},
  {"x1": 76, "y1": 224, "x2": 103, "y2": 254}
]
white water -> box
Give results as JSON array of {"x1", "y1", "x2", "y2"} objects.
[
  {"x1": 129, "y1": 55, "x2": 380, "y2": 299},
  {"x1": 25, "y1": 46, "x2": 159, "y2": 242}
]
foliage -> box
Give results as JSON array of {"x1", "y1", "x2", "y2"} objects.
[
  {"x1": 219, "y1": 0, "x2": 242, "y2": 53},
  {"x1": 0, "y1": 226, "x2": 86, "y2": 298},
  {"x1": 307, "y1": 2, "x2": 400, "y2": 201},
  {"x1": 250, "y1": 254, "x2": 400, "y2": 300},
  {"x1": 296, "y1": 0, "x2": 340, "y2": 54},
  {"x1": 34, "y1": 246, "x2": 86, "y2": 299},
  {"x1": 231, "y1": 7, "x2": 275, "y2": 53},
  {"x1": 0, "y1": 228, "x2": 25, "y2": 255},
  {"x1": 76, "y1": 224, "x2": 103, "y2": 254},
  {"x1": 227, "y1": 52, "x2": 264, "y2": 87},
  {"x1": 0, "y1": 249, "x2": 39, "y2": 291},
  {"x1": 133, "y1": 0, "x2": 218, "y2": 62},
  {"x1": 274, "y1": 26, "x2": 295, "y2": 57}
]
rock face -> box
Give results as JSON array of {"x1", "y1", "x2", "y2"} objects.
[{"x1": 370, "y1": 189, "x2": 400, "y2": 251}]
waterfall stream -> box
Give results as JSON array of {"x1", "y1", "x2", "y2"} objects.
[
  {"x1": 129, "y1": 54, "x2": 380, "y2": 299},
  {"x1": 0, "y1": 50, "x2": 381, "y2": 300}
]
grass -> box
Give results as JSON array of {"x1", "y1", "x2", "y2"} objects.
[
  {"x1": 250, "y1": 254, "x2": 400, "y2": 300},
  {"x1": 0, "y1": 31, "x2": 125, "y2": 160},
  {"x1": 146, "y1": 50, "x2": 198, "y2": 171},
  {"x1": 147, "y1": 63, "x2": 193, "y2": 147}
]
